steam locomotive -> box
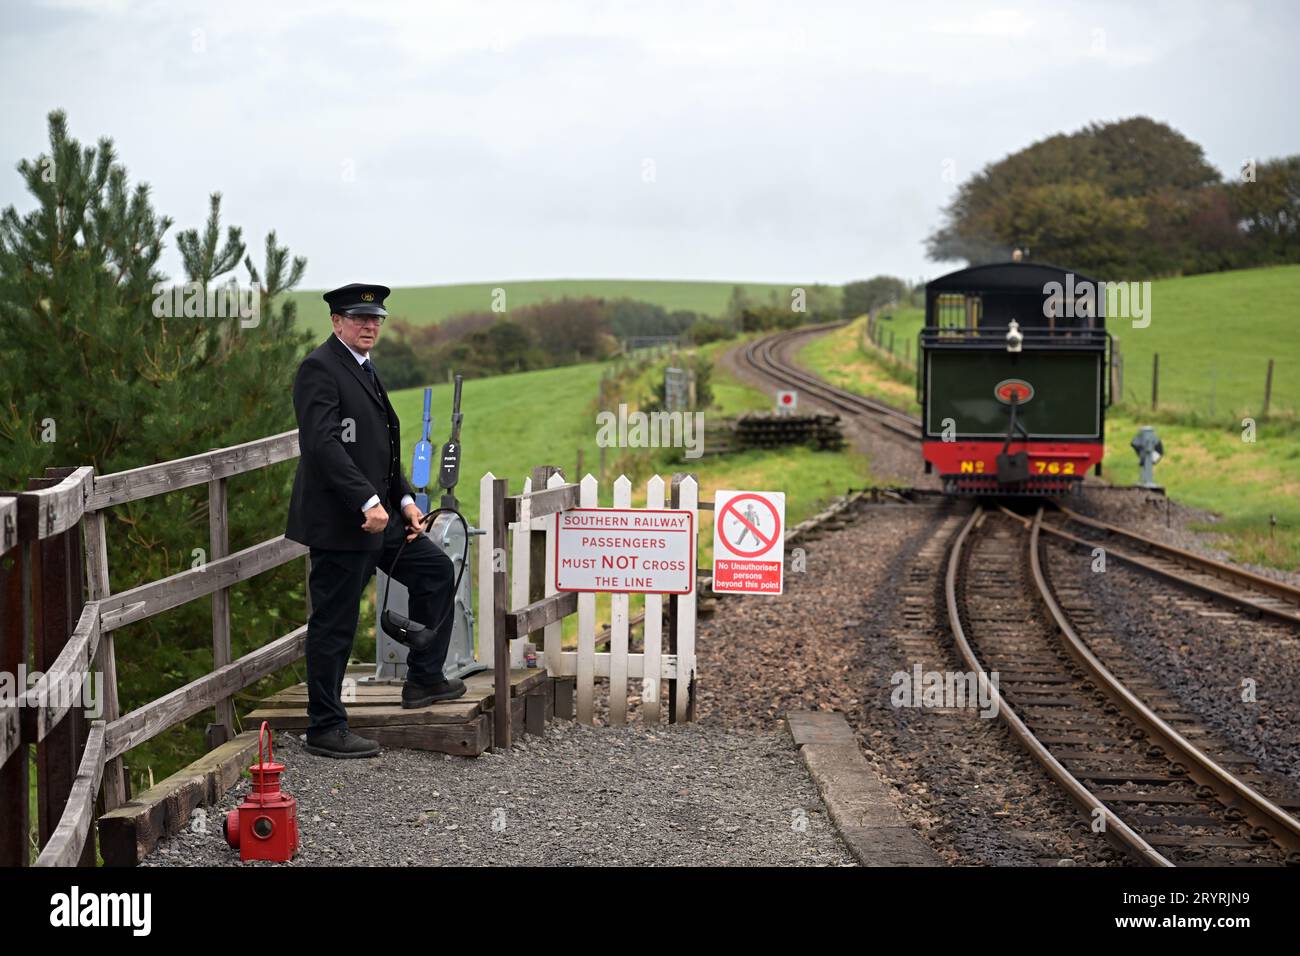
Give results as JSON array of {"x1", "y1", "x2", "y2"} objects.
[{"x1": 918, "y1": 261, "x2": 1112, "y2": 495}]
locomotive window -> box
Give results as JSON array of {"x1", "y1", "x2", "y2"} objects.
[{"x1": 935, "y1": 293, "x2": 980, "y2": 333}]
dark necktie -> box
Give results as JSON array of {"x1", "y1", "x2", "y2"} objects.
[{"x1": 362, "y1": 358, "x2": 381, "y2": 398}]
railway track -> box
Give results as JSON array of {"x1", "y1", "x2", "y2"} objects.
[
  {"x1": 739, "y1": 323, "x2": 923, "y2": 441},
  {"x1": 734, "y1": 323, "x2": 1300, "y2": 864},
  {"x1": 1037, "y1": 505, "x2": 1300, "y2": 626},
  {"x1": 944, "y1": 506, "x2": 1300, "y2": 866}
]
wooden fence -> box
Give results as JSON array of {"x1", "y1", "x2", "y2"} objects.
[
  {"x1": 479, "y1": 469, "x2": 699, "y2": 749},
  {"x1": 1, "y1": 430, "x2": 312, "y2": 867},
  {"x1": 1, "y1": 433, "x2": 703, "y2": 866}
]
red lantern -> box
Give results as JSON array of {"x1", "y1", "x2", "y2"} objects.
[{"x1": 223, "y1": 721, "x2": 298, "y2": 862}]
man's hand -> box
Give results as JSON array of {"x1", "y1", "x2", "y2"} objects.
[
  {"x1": 402, "y1": 502, "x2": 427, "y2": 541},
  {"x1": 362, "y1": 503, "x2": 388, "y2": 534}
]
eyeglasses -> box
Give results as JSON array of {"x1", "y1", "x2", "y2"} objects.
[{"x1": 344, "y1": 314, "x2": 385, "y2": 327}]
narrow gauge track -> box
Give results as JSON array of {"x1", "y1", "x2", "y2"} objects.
[
  {"x1": 945, "y1": 507, "x2": 1300, "y2": 866},
  {"x1": 1038, "y1": 505, "x2": 1300, "y2": 626},
  {"x1": 739, "y1": 323, "x2": 923, "y2": 441}
]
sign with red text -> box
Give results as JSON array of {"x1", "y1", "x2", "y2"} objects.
[
  {"x1": 711, "y1": 489, "x2": 784, "y2": 594},
  {"x1": 554, "y1": 508, "x2": 695, "y2": 594}
]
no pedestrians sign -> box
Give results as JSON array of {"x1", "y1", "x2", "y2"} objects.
[{"x1": 712, "y1": 490, "x2": 785, "y2": 595}]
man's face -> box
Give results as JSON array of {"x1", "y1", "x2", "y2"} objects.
[{"x1": 331, "y1": 311, "x2": 382, "y2": 354}]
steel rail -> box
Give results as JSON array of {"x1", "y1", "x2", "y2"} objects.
[
  {"x1": 1047, "y1": 504, "x2": 1300, "y2": 625},
  {"x1": 1025, "y1": 507, "x2": 1300, "y2": 855},
  {"x1": 738, "y1": 325, "x2": 924, "y2": 439},
  {"x1": 943, "y1": 506, "x2": 1174, "y2": 866}
]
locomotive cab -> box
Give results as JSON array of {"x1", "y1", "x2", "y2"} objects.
[{"x1": 918, "y1": 262, "x2": 1112, "y2": 495}]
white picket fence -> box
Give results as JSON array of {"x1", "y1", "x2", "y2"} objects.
[{"x1": 476, "y1": 471, "x2": 698, "y2": 725}]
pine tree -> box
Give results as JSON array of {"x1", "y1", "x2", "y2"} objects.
[{"x1": 0, "y1": 110, "x2": 314, "y2": 782}]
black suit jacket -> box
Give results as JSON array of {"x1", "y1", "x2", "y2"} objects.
[{"x1": 286, "y1": 335, "x2": 416, "y2": 551}]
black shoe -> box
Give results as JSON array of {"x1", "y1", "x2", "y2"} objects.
[
  {"x1": 303, "y1": 726, "x2": 381, "y2": 758},
  {"x1": 401, "y1": 677, "x2": 467, "y2": 708}
]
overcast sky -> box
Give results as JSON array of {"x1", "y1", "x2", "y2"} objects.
[{"x1": 1, "y1": 0, "x2": 1296, "y2": 289}]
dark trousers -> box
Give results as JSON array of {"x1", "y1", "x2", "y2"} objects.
[{"x1": 305, "y1": 514, "x2": 456, "y2": 735}]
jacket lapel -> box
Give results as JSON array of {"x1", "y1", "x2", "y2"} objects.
[{"x1": 326, "y1": 334, "x2": 383, "y2": 408}]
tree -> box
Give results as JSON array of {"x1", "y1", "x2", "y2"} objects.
[
  {"x1": 842, "y1": 276, "x2": 908, "y2": 317},
  {"x1": 925, "y1": 117, "x2": 1232, "y2": 277},
  {"x1": 370, "y1": 333, "x2": 425, "y2": 390},
  {"x1": 0, "y1": 111, "x2": 313, "y2": 782},
  {"x1": 724, "y1": 284, "x2": 751, "y2": 328},
  {"x1": 1229, "y1": 157, "x2": 1300, "y2": 264}
]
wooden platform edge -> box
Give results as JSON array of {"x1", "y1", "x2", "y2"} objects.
[{"x1": 97, "y1": 729, "x2": 263, "y2": 867}]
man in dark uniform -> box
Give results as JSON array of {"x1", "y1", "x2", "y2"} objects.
[{"x1": 286, "y1": 283, "x2": 466, "y2": 759}]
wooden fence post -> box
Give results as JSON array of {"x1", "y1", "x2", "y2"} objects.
[
  {"x1": 1151, "y1": 353, "x2": 1159, "y2": 410},
  {"x1": 667, "y1": 476, "x2": 681, "y2": 720},
  {"x1": 576, "y1": 475, "x2": 598, "y2": 724},
  {"x1": 1263, "y1": 358, "x2": 1274, "y2": 415},
  {"x1": 608, "y1": 476, "x2": 631, "y2": 725},
  {"x1": 207, "y1": 474, "x2": 234, "y2": 748},
  {"x1": 83, "y1": 509, "x2": 124, "y2": 812},
  {"x1": 667, "y1": 474, "x2": 700, "y2": 721},
  {"x1": 1110, "y1": 336, "x2": 1121, "y2": 405},
  {"x1": 528, "y1": 466, "x2": 561, "y2": 656},
  {"x1": 0, "y1": 510, "x2": 27, "y2": 866},
  {"x1": 642, "y1": 476, "x2": 665, "y2": 723},
  {"x1": 542, "y1": 471, "x2": 566, "y2": 715},
  {"x1": 511, "y1": 476, "x2": 532, "y2": 671},
  {"x1": 28, "y1": 471, "x2": 93, "y2": 864},
  {"x1": 674, "y1": 476, "x2": 698, "y2": 723},
  {"x1": 477, "y1": 472, "x2": 497, "y2": 669},
  {"x1": 491, "y1": 477, "x2": 509, "y2": 749}
]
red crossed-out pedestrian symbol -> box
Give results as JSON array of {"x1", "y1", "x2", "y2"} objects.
[{"x1": 719, "y1": 493, "x2": 781, "y2": 559}]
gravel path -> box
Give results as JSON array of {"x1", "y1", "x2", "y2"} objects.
[{"x1": 144, "y1": 718, "x2": 855, "y2": 867}]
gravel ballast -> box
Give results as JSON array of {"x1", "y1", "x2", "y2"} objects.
[{"x1": 696, "y1": 501, "x2": 1124, "y2": 865}]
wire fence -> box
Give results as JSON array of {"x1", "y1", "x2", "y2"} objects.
[
  {"x1": 861, "y1": 319, "x2": 1294, "y2": 422},
  {"x1": 1114, "y1": 351, "x2": 1293, "y2": 420}
]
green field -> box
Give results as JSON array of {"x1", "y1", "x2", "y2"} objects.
[
  {"x1": 356, "y1": 339, "x2": 871, "y2": 655},
  {"x1": 287, "y1": 279, "x2": 812, "y2": 337},
  {"x1": 387, "y1": 333, "x2": 868, "y2": 533},
  {"x1": 796, "y1": 267, "x2": 1300, "y2": 569},
  {"x1": 1111, "y1": 265, "x2": 1299, "y2": 416},
  {"x1": 389, "y1": 362, "x2": 606, "y2": 519}
]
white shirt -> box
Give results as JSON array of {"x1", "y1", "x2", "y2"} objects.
[{"x1": 334, "y1": 334, "x2": 416, "y2": 516}]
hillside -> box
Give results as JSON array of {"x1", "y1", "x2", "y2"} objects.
[{"x1": 287, "y1": 278, "x2": 819, "y2": 338}]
